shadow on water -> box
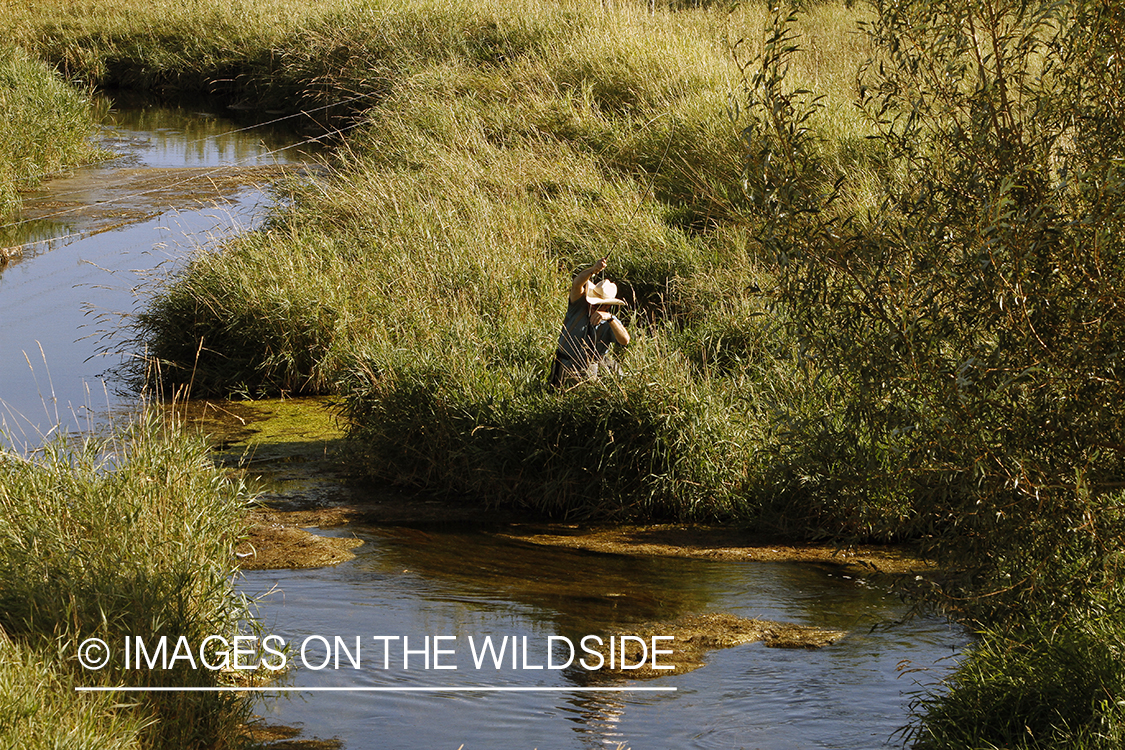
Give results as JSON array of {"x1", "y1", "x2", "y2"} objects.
[{"x1": 353, "y1": 526, "x2": 711, "y2": 631}]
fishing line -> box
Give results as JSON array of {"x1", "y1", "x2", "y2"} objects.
[
  {"x1": 602, "y1": 112, "x2": 677, "y2": 265},
  {"x1": 594, "y1": 113, "x2": 677, "y2": 333}
]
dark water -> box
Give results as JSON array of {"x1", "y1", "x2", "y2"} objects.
[
  {"x1": 245, "y1": 526, "x2": 965, "y2": 749},
  {"x1": 0, "y1": 97, "x2": 966, "y2": 749}
]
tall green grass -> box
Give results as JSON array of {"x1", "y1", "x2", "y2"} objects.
[
  {"x1": 342, "y1": 336, "x2": 758, "y2": 519},
  {"x1": 2, "y1": 0, "x2": 879, "y2": 524},
  {"x1": 104, "y1": 0, "x2": 871, "y2": 522},
  {"x1": 0, "y1": 636, "x2": 148, "y2": 750},
  {"x1": 0, "y1": 415, "x2": 255, "y2": 749},
  {"x1": 0, "y1": 45, "x2": 104, "y2": 222}
]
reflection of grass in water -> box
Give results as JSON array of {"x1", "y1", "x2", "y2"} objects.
[
  {"x1": 242, "y1": 723, "x2": 344, "y2": 750},
  {"x1": 1, "y1": 164, "x2": 299, "y2": 258},
  {"x1": 0, "y1": 217, "x2": 77, "y2": 250},
  {"x1": 360, "y1": 526, "x2": 718, "y2": 632},
  {"x1": 97, "y1": 91, "x2": 325, "y2": 161}
]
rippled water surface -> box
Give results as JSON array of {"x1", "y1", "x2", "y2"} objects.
[{"x1": 245, "y1": 526, "x2": 966, "y2": 749}]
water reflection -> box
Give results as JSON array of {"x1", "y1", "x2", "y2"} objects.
[
  {"x1": 0, "y1": 97, "x2": 318, "y2": 443},
  {"x1": 96, "y1": 90, "x2": 324, "y2": 169},
  {"x1": 563, "y1": 691, "x2": 629, "y2": 749},
  {"x1": 244, "y1": 526, "x2": 966, "y2": 749},
  {"x1": 355, "y1": 528, "x2": 715, "y2": 631}
]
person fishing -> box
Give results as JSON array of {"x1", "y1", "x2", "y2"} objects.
[{"x1": 549, "y1": 256, "x2": 630, "y2": 388}]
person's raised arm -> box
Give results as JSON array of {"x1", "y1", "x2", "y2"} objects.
[
  {"x1": 569, "y1": 257, "x2": 608, "y2": 303},
  {"x1": 607, "y1": 315, "x2": 630, "y2": 346}
]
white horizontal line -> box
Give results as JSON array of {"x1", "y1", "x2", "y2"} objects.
[{"x1": 75, "y1": 686, "x2": 677, "y2": 693}]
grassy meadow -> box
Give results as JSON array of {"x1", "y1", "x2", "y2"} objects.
[
  {"x1": 8, "y1": 0, "x2": 880, "y2": 526},
  {"x1": 4, "y1": 0, "x2": 1125, "y2": 745}
]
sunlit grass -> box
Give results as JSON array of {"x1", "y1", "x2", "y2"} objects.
[
  {"x1": 0, "y1": 45, "x2": 104, "y2": 221},
  {"x1": 1, "y1": 0, "x2": 875, "y2": 522},
  {"x1": 0, "y1": 414, "x2": 256, "y2": 749},
  {"x1": 59, "y1": 0, "x2": 872, "y2": 520},
  {"x1": 0, "y1": 636, "x2": 149, "y2": 750}
]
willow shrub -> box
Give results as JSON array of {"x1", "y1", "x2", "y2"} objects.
[
  {"x1": 0, "y1": 416, "x2": 255, "y2": 749},
  {"x1": 739, "y1": 0, "x2": 1125, "y2": 617},
  {"x1": 736, "y1": 0, "x2": 1125, "y2": 744}
]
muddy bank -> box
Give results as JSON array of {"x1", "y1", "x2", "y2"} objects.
[
  {"x1": 201, "y1": 397, "x2": 930, "y2": 575},
  {"x1": 234, "y1": 498, "x2": 932, "y2": 583},
  {"x1": 236, "y1": 508, "x2": 363, "y2": 570},
  {"x1": 588, "y1": 613, "x2": 847, "y2": 680}
]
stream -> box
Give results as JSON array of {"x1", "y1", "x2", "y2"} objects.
[
  {"x1": 0, "y1": 96, "x2": 967, "y2": 749},
  {"x1": 0, "y1": 92, "x2": 317, "y2": 442}
]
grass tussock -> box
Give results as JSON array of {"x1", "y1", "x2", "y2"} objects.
[
  {"x1": 108, "y1": 0, "x2": 870, "y2": 523},
  {"x1": 0, "y1": 45, "x2": 104, "y2": 222},
  {"x1": 0, "y1": 415, "x2": 255, "y2": 750},
  {"x1": 343, "y1": 344, "x2": 753, "y2": 519}
]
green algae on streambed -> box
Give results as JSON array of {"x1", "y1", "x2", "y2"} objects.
[
  {"x1": 177, "y1": 396, "x2": 346, "y2": 465},
  {"x1": 174, "y1": 396, "x2": 364, "y2": 569}
]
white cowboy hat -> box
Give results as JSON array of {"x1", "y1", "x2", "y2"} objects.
[{"x1": 585, "y1": 279, "x2": 626, "y2": 306}]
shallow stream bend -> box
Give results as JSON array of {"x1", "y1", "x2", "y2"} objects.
[{"x1": 0, "y1": 97, "x2": 966, "y2": 750}]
